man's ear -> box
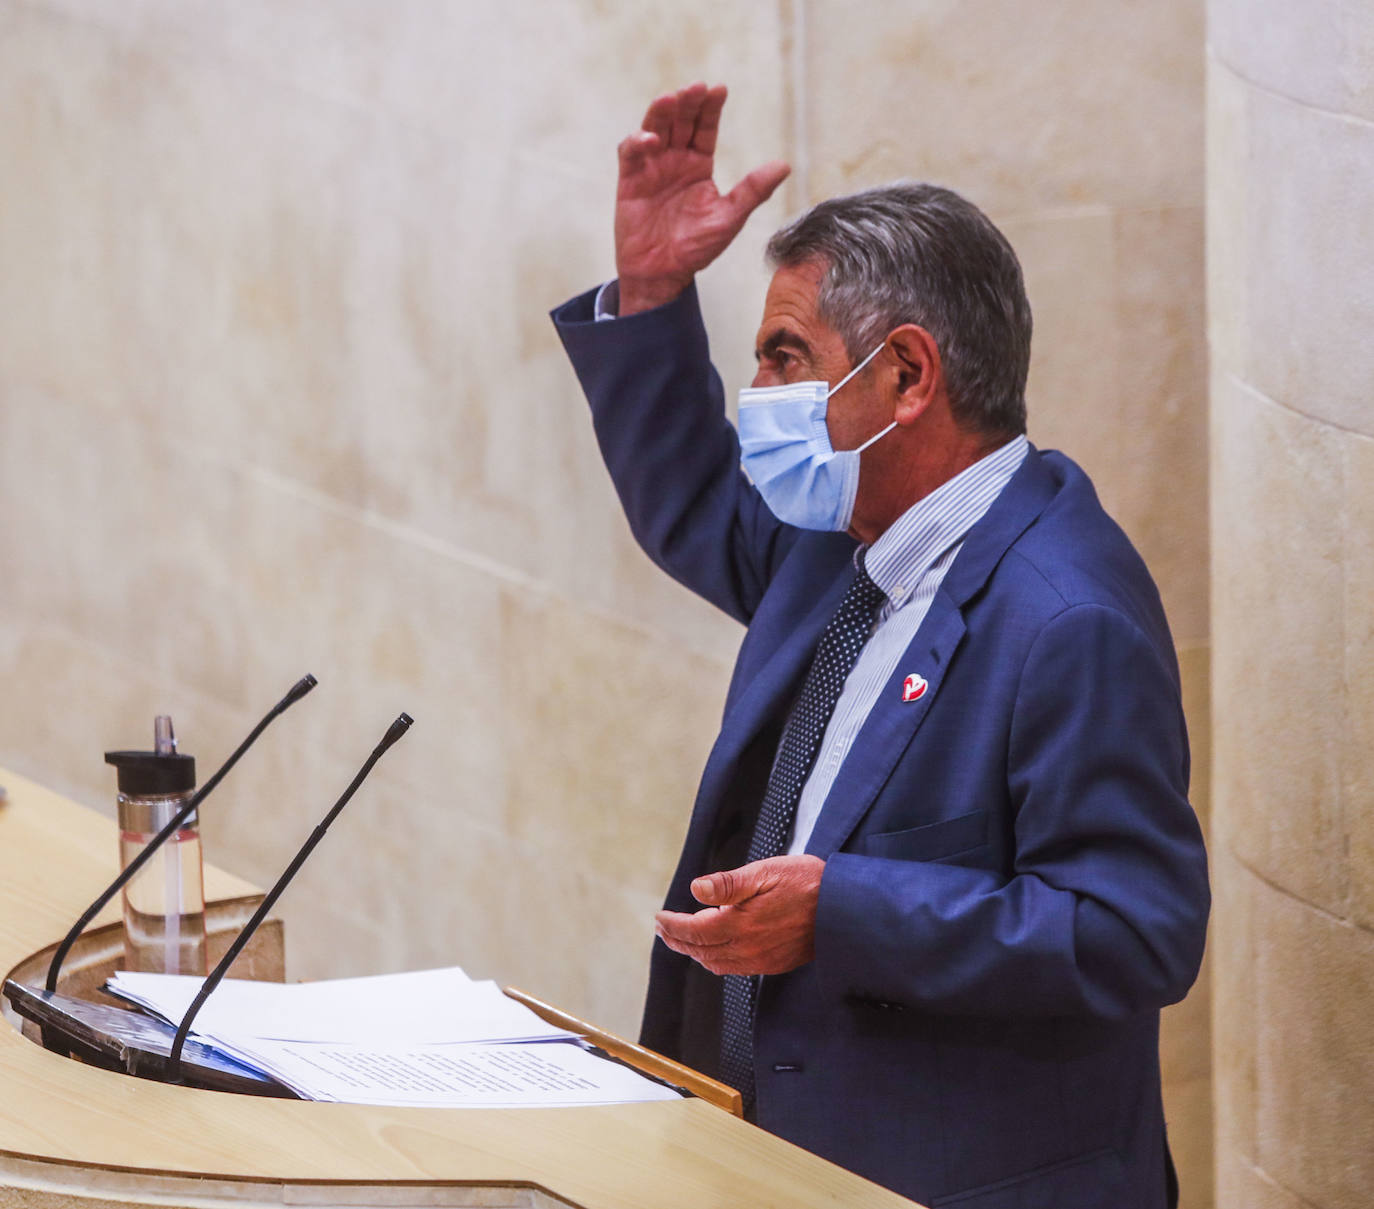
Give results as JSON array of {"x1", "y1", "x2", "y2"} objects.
[{"x1": 885, "y1": 324, "x2": 944, "y2": 425}]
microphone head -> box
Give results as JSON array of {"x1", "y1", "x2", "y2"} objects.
[
  {"x1": 379, "y1": 713, "x2": 414, "y2": 750},
  {"x1": 285, "y1": 674, "x2": 319, "y2": 705}
]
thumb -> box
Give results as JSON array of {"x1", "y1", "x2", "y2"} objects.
[
  {"x1": 691, "y1": 865, "x2": 758, "y2": 906},
  {"x1": 723, "y1": 159, "x2": 791, "y2": 221}
]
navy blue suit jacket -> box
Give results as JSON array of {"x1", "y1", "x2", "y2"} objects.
[{"x1": 553, "y1": 284, "x2": 1209, "y2": 1209}]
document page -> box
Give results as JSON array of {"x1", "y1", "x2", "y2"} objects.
[
  {"x1": 211, "y1": 1035, "x2": 684, "y2": 1107},
  {"x1": 106, "y1": 967, "x2": 574, "y2": 1045},
  {"x1": 102, "y1": 966, "x2": 681, "y2": 1108}
]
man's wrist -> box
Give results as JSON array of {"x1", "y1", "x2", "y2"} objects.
[{"x1": 617, "y1": 273, "x2": 694, "y2": 317}]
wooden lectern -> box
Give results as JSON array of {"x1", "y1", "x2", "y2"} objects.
[{"x1": 0, "y1": 766, "x2": 919, "y2": 1209}]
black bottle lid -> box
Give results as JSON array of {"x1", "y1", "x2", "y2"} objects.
[{"x1": 104, "y1": 750, "x2": 196, "y2": 796}]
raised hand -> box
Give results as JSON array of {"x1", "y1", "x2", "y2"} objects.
[{"x1": 615, "y1": 83, "x2": 791, "y2": 316}]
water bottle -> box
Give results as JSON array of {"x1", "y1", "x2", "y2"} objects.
[{"x1": 105, "y1": 716, "x2": 207, "y2": 975}]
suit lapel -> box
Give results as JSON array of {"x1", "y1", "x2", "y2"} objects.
[
  {"x1": 805, "y1": 448, "x2": 1062, "y2": 856},
  {"x1": 804, "y1": 593, "x2": 966, "y2": 857}
]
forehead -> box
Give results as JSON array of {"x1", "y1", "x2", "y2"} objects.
[
  {"x1": 757, "y1": 260, "x2": 827, "y2": 340},
  {"x1": 755, "y1": 259, "x2": 850, "y2": 366}
]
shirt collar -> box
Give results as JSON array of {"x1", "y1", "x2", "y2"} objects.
[{"x1": 860, "y1": 435, "x2": 1029, "y2": 606}]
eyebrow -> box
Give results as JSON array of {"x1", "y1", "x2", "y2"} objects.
[{"x1": 755, "y1": 327, "x2": 814, "y2": 363}]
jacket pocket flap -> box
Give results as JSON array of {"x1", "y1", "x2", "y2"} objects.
[{"x1": 855, "y1": 809, "x2": 988, "y2": 862}]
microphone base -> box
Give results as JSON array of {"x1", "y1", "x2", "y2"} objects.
[{"x1": 3, "y1": 979, "x2": 297, "y2": 1099}]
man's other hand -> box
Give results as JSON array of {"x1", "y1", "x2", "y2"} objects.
[
  {"x1": 615, "y1": 82, "x2": 790, "y2": 316},
  {"x1": 653, "y1": 855, "x2": 823, "y2": 976}
]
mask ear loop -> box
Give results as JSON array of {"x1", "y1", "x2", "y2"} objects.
[
  {"x1": 825, "y1": 341, "x2": 887, "y2": 398},
  {"x1": 828, "y1": 341, "x2": 897, "y2": 454},
  {"x1": 854, "y1": 419, "x2": 898, "y2": 454}
]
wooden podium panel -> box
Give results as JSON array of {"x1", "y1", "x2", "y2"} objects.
[{"x1": 0, "y1": 766, "x2": 921, "y2": 1209}]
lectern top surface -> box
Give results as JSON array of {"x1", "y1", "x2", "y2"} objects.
[{"x1": 0, "y1": 766, "x2": 919, "y2": 1209}]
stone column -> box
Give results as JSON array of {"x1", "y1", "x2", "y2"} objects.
[{"x1": 1208, "y1": 2, "x2": 1374, "y2": 1205}]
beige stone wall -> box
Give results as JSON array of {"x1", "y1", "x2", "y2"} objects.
[
  {"x1": 0, "y1": 2, "x2": 1212, "y2": 1195},
  {"x1": 0, "y1": 0, "x2": 777, "y2": 1034},
  {"x1": 1208, "y1": 2, "x2": 1374, "y2": 1206}
]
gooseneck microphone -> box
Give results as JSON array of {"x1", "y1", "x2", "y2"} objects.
[
  {"x1": 45, "y1": 675, "x2": 319, "y2": 993},
  {"x1": 165, "y1": 712, "x2": 413, "y2": 1084}
]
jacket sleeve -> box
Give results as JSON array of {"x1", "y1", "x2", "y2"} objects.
[
  {"x1": 813, "y1": 602, "x2": 1210, "y2": 1020},
  {"x1": 551, "y1": 283, "x2": 797, "y2": 625}
]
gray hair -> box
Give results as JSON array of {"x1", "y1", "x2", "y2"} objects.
[{"x1": 766, "y1": 183, "x2": 1032, "y2": 437}]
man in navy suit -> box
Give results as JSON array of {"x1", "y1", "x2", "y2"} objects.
[{"x1": 552, "y1": 83, "x2": 1208, "y2": 1208}]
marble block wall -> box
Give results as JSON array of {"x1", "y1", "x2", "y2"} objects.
[
  {"x1": 0, "y1": 2, "x2": 1211, "y2": 1191},
  {"x1": 0, "y1": 0, "x2": 777, "y2": 1034},
  {"x1": 1208, "y1": 2, "x2": 1374, "y2": 1206}
]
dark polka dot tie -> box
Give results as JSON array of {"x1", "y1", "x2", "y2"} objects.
[{"x1": 719, "y1": 558, "x2": 887, "y2": 1115}]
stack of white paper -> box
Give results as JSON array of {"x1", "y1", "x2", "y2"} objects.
[
  {"x1": 107, "y1": 967, "x2": 573, "y2": 1044},
  {"x1": 104, "y1": 966, "x2": 681, "y2": 1107},
  {"x1": 196, "y1": 1034, "x2": 682, "y2": 1107}
]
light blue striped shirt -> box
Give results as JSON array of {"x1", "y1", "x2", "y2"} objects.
[{"x1": 786, "y1": 434, "x2": 1029, "y2": 855}]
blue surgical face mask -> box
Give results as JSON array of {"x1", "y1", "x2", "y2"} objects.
[{"x1": 737, "y1": 343, "x2": 895, "y2": 531}]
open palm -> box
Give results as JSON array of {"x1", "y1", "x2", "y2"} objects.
[{"x1": 615, "y1": 84, "x2": 790, "y2": 315}]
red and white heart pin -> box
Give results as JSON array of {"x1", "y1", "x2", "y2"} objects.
[{"x1": 902, "y1": 673, "x2": 928, "y2": 702}]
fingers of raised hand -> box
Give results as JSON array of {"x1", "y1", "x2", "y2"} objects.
[
  {"x1": 640, "y1": 83, "x2": 725, "y2": 155},
  {"x1": 617, "y1": 130, "x2": 660, "y2": 177},
  {"x1": 640, "y1": 92, "x2": 677, "y2": 144},
  {"x1": 669, "y1": 81, "x2": 710, "y2": 149},
  {"x1": 690, "y1": 85, "x2": 728, "y2": 155}
]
